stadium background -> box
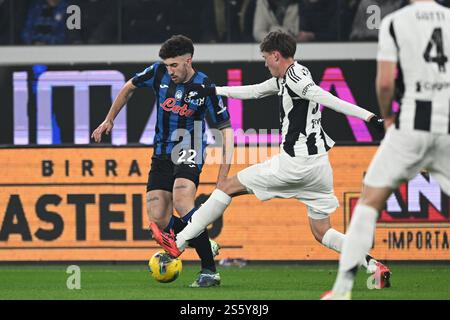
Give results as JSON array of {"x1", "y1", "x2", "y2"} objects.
[{"x1": 0, "y1": 0, "x2": 449, "y2": 264}]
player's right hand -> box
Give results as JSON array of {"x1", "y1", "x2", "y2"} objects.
[
  {"x1": 185, "y1": 83, "x2": 216, "y2": 99},
  {"x1": 91, "y1": 119, "x2": 114, "y2": 143}
]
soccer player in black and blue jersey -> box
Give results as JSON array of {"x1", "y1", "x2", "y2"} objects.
[{"x1": 92, "y1": 35, "x2": 233, "y2": 287}]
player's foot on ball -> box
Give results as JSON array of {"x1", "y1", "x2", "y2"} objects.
[
  {"x1": 210, "y1": 239, "x2": 220, "y2": 258},
  {"x1": 150, "y1": 222, "x2": 182, "y2": 258},
  {"x1": 189, "y1": 269, "x2": 221, "y2": 288},
  {"x1": 149, "y1": 222, "x2": 183, "y2": 258},
  {"x1": 320, "y1": 290, "x2": 351, "y2": 300}
]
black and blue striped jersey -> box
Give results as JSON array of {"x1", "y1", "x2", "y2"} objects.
[{"x1": 132, "y1": 62, "x2": 231, "y2": 166}]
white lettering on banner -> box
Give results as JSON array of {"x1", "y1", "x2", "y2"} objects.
[
  {"x1": 13, "y1": 72, "x2": 29, "y2": 145},
  {"x1": 34, "y1": 70, "x2": 127, "y2": 145}
]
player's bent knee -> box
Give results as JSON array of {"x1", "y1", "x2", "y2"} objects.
[
  {"x1": 216, "y1": 179, "x2": 231, "y2": 194},
  {"x1": 173, "y1": 201, "x2": 193, "y2": 217},
  {"x1": 217, "y1": 176, "x2": 246, "y2": 197}
]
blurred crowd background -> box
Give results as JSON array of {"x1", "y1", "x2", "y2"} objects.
[{"x1": 1, "y1": 0, "x2": 450, "y2": 46}]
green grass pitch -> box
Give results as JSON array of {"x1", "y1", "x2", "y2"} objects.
[{"x1": 0, "y1": 263, "x2": 449, "y2": 300}]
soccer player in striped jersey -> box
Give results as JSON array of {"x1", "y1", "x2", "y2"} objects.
[
  {"x1": 151, "y1": 31, "x2": 391, "y2": 284},
  {"x1": 324, "y1": 0, "x2": 450, "y2": 300},
  {"x1": 92, "y1": 35, "x2": 233, "y2": 288}
]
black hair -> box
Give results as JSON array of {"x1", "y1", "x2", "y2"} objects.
[{"x1": 159, "y1": 35, "x2": 194, "y2": 59}]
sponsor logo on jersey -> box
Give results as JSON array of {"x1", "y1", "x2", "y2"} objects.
[
  {"x1": 416, "y1": 81, "x2": 450, "y2": 92},
  {"x1": 302, "y1": 82, "x2": 315, "y2": 96},
  {"x1": 160, "y1": 98, "x2": 195, "y2": 117}
]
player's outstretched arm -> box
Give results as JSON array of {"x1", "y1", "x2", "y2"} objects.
[
  {"x1": 308, "y1": 86, "x2": 374, "y2": 121},
  {"x1": 91, "y1": 80, "x2": 137, "y2": 142},
  {"x1": 186, "y1": 78, "x2": 279, "y2": 100},
  {"x1": 285, "y1": 74, "x2": 376, "y2": 122},
  {"x1": 312, "y1": 86, "x2": 385, "y2": 131}
]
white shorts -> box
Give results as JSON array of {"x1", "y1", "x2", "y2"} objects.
[
  {"x1": 364, "y1": 127, "x2": 450, "y2": 195},
  {"x1": 237, "y1": 151, "x2": 339, "y2": 219}
]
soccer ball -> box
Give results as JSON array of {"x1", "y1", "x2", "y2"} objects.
[{"x1": 148, "y1": 250, "x2": 182, "y2": 283}]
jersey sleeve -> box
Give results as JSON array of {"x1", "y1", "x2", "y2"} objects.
[
  {"x1": 131, "y1": 62, "x2": 161, "y2": 88},
  {"x1": 205, "y1": 84, "x2": 231, "y2": 130},
  {"x1": 284, "y1": 66, "x2": 317, "y2": 99},
  {"x1": 215, "y1": 78, "x2": 279, "y2": 99},
  {"x1": 377, "y1": 15, "x2": 398, "y2": 62},
  {"x1": 285, "y1": 66, "x2": 373, "y2": 121}
]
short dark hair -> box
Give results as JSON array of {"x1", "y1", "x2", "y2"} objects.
[
  {"x1": 259, "y1": 31, "x2": 296, "y2": 59},
  {"x1": 159, "y1": 35, "x2": 194, "y2": 60}
]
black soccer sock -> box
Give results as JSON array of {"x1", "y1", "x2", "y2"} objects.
[
  {"x1": 188, "y1": 228, "x2": 216, "y2": 273},
  {"x1": 168, "y1": 215, "x2": 216, "y2": 273}
]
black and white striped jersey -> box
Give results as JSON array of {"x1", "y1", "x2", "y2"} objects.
[
  {"x1": 216, "y1": 61, "x2": 374, "y2": 157},
  {"x1": 378, "y1": 1, "x2": 450, "y2": 134},
  {"x1": 279, "y1": 62, "x2": 335, "y2": 156}
]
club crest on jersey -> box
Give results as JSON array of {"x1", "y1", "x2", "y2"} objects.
[
  {"x1": 161, "y1": 98, "x2": 194, "y2": 117},
  {"x1": 175, "y1": 90, "x2": 183, "y2": 101}
]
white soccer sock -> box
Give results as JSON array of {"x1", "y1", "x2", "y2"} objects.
[
  {"x1": 176, "y1": 189, "x2": 231, "y2": 250},
  {"x1": 321, "y1": 228, "x2": 343, "y2": 253},
  {"x1": 332, "y1": 204, "x2": 378, "y2": 294},
  {"x1": 321, "y1": 228, "x2": 368, "y2": 268}
]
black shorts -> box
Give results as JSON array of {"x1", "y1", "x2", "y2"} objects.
[{"x1": 146, "y1": 155, "x2": 201, "y2": 192}]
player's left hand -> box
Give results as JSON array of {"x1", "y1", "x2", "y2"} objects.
[{"x1": 185, "y1": 83, "x2": 216, "y2": 99}]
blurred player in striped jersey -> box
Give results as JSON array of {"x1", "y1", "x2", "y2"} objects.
[
  {"x1": 324, "y1": 0, "x2": 450, "y2": 299},
  {"x1": 92, "y1": 35, "x2": 233, "y2": 287},
  {"x1": 151, "y1": 31, "x2": 391, "y2": 285}
]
